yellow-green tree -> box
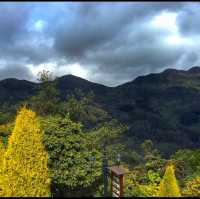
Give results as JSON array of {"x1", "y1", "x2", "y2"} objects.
[
  {"x1": 0, "y1": 138, "x2": 5, "y2": 195},
  {"x1": 183, "y1": 176, "x2": 200, "y2": 196},
  {"x1": 0, "y1": 107, "x2": 50, "y2": 197},
  {"x1": 0, "y1": 138, "x2": 5, "y2": 162},
  {"x1": 158, "y1": 164, "x2": 181, "y2": 197},
  {"x1": 0, "y1": 138, "x2": 5, "y2": 170}
]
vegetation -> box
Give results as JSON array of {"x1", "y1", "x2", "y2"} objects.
[
  {"x1": 183, "y1": 176, "x2": 200, "y2": 196},
  {"x1": 0, "y1": 70, "x2": 199, "y2": 197},
  {"x1": 0, "y1": 138, "x2": 5, "y2": 165},
  {"x1": 0, "y1": 107, "x2": 50, "y2": 197},
  {"x1": 158, "y1": 164, "x2": 181, "y2": 197},
  {"x1": 41, "y1": 115, "x2": 102, "y2": 197},
  {"x1": 57, "y1": 89, "x2": 111, "y2": 130},
  {"x1": 28, "y1": 70, "x2": 60, "y2": 116}
]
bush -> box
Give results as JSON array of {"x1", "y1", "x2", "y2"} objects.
[
  {"x1": 41, "y1": 115, "x2": 102, "y2": 197},
  {"x1": 0, "y1": 107, "x2": 50, "y2": 197},
  {"x1": 158, "y1": 164, "x2": 181, "y2": 197},
  {"x1": 183, "y1": 176, "x2": 200, "y2": 196},
  {"x1": 124, "y1": 171, "x2": 159, "y2": 197}
]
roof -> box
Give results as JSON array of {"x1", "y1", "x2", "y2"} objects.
[{"x1": 109, "y1": 165, "x2": 126, "y2": 176}]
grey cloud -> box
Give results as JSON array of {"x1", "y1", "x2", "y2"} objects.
[
  {"x1": 51, "y1": 2, "x2": 191, "y2": 86},
  {"x1": 0, "y1": 64, "x2": 33, "y2": 80},
  {"x1": 54, "y1": 4, "x2": 136, "y2": 59},
  {"x1": 0, "y1": 2, "x2": 198, "y2": 86},
  {"x1": 0, "y1": 3, "x2": 32, "y2": 44},
  {"x1": 0, "y1": 3, "x2": 55, "y2": 66},
  {"x1": 54, "y1": 2, "x2": 185, "y2": 60},
  {"x1": 0, "y1": 35, "x2": 55, "y2": 66},
  {"x1": 176, "y1": 3, "x2": 200, "y2": 36},
  {"x1": 53, "y1": 6, "x2": 187, "y2": 85}
]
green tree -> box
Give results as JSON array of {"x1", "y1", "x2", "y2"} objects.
[
  {"x1": 140, "y1": 139, "x2": 165, "y2": 174},
  {"x1": 0, "y1": 138, "x2": 5, "y2": 195},
  {"x1": 141, "y1": 139, "x2": 161, "y2": 162},
  {"x1": 0, "y1": 107, "x2": 51, "y2": 197},
  {"x1": 171, "y1": 149, "x2": 200, "y2": 180},
  {"x1": 41, "y1": 115, "x2": 102, "y2": 197},
  {"x1": 0, "y1": 111, "x2": 12, "y2": 125},
  {"x1": 158, "y1": 163, "x2": 181, "y2": 197},
  {"x1": 87, "y1": 119, "x2": 127, "y2": 151},
  {"x1": 29, "y1": 70, "x2": 59, "y2": 116},
  {"x1": 58, "y1": 90, "x2": 110, "y2": 129}
]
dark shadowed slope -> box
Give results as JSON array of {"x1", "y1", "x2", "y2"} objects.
[{"x1": 1, "y1": 67, "x2": 200, "y2": 154}]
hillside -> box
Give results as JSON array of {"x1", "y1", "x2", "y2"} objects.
[
  {"x1": 1, "y1": 66, "x2": 200, "y2": 155},
  {"x1": 108, "y1": 67, "x2": 200, "y2": 154}
]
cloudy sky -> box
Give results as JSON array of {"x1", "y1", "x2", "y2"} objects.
[{"x1": 0, "y1": 2, "x2": 200, "y2": 86}]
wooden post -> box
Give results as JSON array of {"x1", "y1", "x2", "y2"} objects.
[
  {"x1": 109, "y1": 166, "x2": 125, "y2": 197},
  {"x1": 119, "y1": 175, "x2": 124, "y2": 197}
]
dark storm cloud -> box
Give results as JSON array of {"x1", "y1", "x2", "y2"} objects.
[
  {"x1": 54, "y1": 2, "x2": 185, "y2": 60},
  {"x1": 0, "y1": 3, "x2": 32, "y2": 44},
  {"x1": 53, "y1": 2, "x2": 190, "y2": 85},
  {"x1": 54, "y1": 3, "x2": 136, "y2": 59}
]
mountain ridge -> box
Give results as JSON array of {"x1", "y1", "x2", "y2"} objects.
[
  {"x1": 1, "y1": 66, "x2": 200, "y2": 155},
  {"x1": 1, "y1": 65, "x2": 200, "y2": 89}
]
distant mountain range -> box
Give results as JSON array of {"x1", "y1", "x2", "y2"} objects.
[{"x1": 1, "y1": 66, "x2": 200, "y2": 155}]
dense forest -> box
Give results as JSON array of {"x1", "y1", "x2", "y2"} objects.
[{"x1": 0, "y1": 70, "x2": 200, "y2": 197}]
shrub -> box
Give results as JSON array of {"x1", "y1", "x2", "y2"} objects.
[
  {"x1": 0, "y1": 107, "x2": 50, "y2": 197},
  {"x1": 183, "y1": 176, "x2": 200, "y2": 196},
  {"x1": 41, "y1": 115, "x2": 102, "y2": 197},
  {"x1": 158, "y1": 164, "x2": 181, "y2": 197}
]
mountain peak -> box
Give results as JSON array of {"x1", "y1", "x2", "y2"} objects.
[
  {"x1": 187, "y1": 66, "x2": 200, "y2": 74},
  {"x1": 58, "y1": 74, "x2": 82, "y2": 80},
  {"x1": 163, "y1": 68, "x2": 185, "y2": 75}
]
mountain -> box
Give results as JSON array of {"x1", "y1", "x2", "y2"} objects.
[
  {"x1": 0, "y1": 75, "x2": 110, "y2": 104},
  {"x1": 56, "y1": 74, "x2": 111, "y2": 100},
  {"x1": 0, "y1": 78, "x2": 37, "y2": 103},
  {"x1": 1, "y1": 66, "x2": 200, "y2": 155}
]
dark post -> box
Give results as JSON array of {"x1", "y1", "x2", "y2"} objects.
[
  {"x1": 119, "y1": 175, "x2": 124, "y2": 197},
  {"x1": 102, "y1": 145, "x2": 109, "y2": 197}
]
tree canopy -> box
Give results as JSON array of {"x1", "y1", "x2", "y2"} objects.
[{"x1": 41, "y1": 115, "x2": 102, "y2": 197}]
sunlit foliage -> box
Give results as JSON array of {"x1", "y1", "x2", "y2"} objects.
[
  {"x1": 124, "y1": 168, "x2": 159, "y2": 197},
  {"x1": 158, "y1": 164, "x2": 181, "y2": 197},
  {"x1": 0, "y1": 107, "x2": 50, "y2": 197},
  {"x1": 183, "y1": 176, "x2": 200, "y2": 196},
  {"x1": 0, "y1": 138, "x2": 5, "y2": 165}
]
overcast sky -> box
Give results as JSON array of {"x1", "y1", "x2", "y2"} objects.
[{"x1": 0, "y1": 2, "x2": 200, "y2": 86}]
